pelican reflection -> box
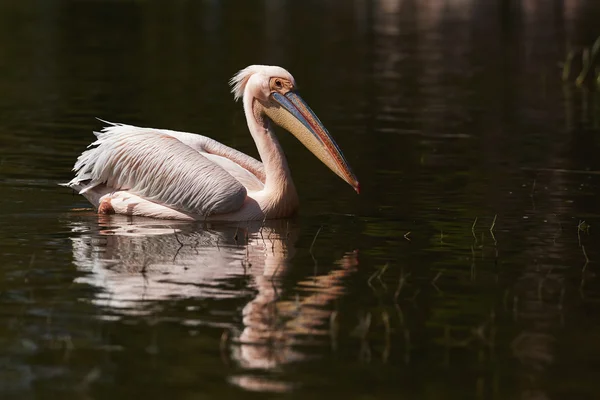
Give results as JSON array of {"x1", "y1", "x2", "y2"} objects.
[{"x1": 69, "y1": 215, "x2": 358, "y2": 392}]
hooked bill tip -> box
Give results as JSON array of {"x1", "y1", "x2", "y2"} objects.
[{"x1": 354, "y1": 182, "x2": 360, "y2": 194}]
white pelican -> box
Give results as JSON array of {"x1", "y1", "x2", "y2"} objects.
[{"x1": 64, "y1": 65, "x2": 359, "y2": 221}]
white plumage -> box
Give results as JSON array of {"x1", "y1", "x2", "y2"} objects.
[
  {"x1": 68, "y1": 124, "x2": 248, "y2": 216},
  {"x1": 64, "y1": 65, "x2": 359, "y2": 221}
]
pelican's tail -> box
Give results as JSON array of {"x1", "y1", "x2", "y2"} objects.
[{"x1": 60, "y1": 177, "x2": 95, "y2": 193}]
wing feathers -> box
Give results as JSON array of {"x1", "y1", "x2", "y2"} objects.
[{"x1": 67, "y1": 126, "x2": 247, "y2": 216}]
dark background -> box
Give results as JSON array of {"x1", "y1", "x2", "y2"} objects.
[{"x1": 1, "y1": 1, "x2": 600, "y2": 398}]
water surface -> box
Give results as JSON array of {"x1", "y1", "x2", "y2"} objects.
[{"x1": 1, "y1": 1, "x2": 600, "y2": 398}]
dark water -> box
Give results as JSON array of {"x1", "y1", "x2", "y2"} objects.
[{"x1": 1, "y1": 0, "x2": 600, "y2": 398}]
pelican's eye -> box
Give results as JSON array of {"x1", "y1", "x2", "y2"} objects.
[{"x1": 270, "y1": 77, "x2": 290, "y2": 92}]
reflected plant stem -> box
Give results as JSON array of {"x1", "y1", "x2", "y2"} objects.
[
  {"x1": 310, "y1": 226, "x2": 323, "y2": 277},
  {"x1": 489, "y1": 214, "x2": 497, "y2": 245},
  {"x1": 530, "y1": 178, "x2": 537, "y2": 212},
  {"x1": 431, "y1": 270, "x2": 443, "y2": 294},
  {"x1": 359, "y1": 338, "x2": 371, "y2": 363},
  {"x1": 480, "y1": 233, "x2": 485, "y2": 259},
  {"x1": 354, "y1": 312, "x2": 372, "y2": 363},
  {"x1": 472, "y1": 217, "x2": 478, "y2": 244},
  {"x1": 368, "y1": 263, "x2": 389, "y2": 292},
  {"x1": 394, "y1": 269, "x2": 410, "y2": 300},
  {"x1": 76, "y1": 367, "x2": 102, "y2": 395},
  {"x1": 269, "y1": 268, "x2": 281, "y2": 302},
  {"x1": 408, "y1": 288, "x2": 420, "y2": 304},
  {"x1": 581, "y1": 245, "x2": 590, "y2": 297},
  {"x1": 352, "y1": 311, "x2": 371, "y2": 340},
  {"x1": 471, "y1": 245, "x2": 476, "y2": 281},
  {"x1": 309, "y1": 226, "x2": 323, "y2": 253},
  {"x1": 382, "y1": 310, "x2": 391, "y2": 363},
  {"x1": 394, "y1": 303, "x2": 404, "y2": 326},
  {"x1": 561, "y1": 48, "x2": 578, "y2": 82},
  {"x1": 581, "y1": 245, "x2": 590, "y2": 273}
]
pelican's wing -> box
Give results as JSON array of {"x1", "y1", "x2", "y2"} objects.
[
  {"x1": 100, "y1": 121, "x2": 266, "y2": 183},
  {"x1": 93, "y1": 123, "x2": 266, "y2": 191},
  {"x1": 157, "y1": 129, "x2": 265, "y2": 183},
  {"x1": 66, "y1": 125, "x2": 247, "y2": 216}
]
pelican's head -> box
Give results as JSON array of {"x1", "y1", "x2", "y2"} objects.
[{"x1": 230, "y1": 65, "x2": 360, "y2": 193}]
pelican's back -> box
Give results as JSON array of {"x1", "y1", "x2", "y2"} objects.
[{"x1": 65, "y1": 124, "x2": 247, "y2": 217}]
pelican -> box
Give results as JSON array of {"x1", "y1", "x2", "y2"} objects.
[{"x1": 64, "y1": 65, "x2": 359, "y2": 221}]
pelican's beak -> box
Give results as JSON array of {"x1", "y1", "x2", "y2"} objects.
[{"x1": 262, "y1": 91, "x2": 360, "y2": 193}]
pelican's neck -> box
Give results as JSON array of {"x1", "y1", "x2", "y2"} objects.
[{"x1": 243, "y1": 95, "x2": 298, "y2": 214}]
